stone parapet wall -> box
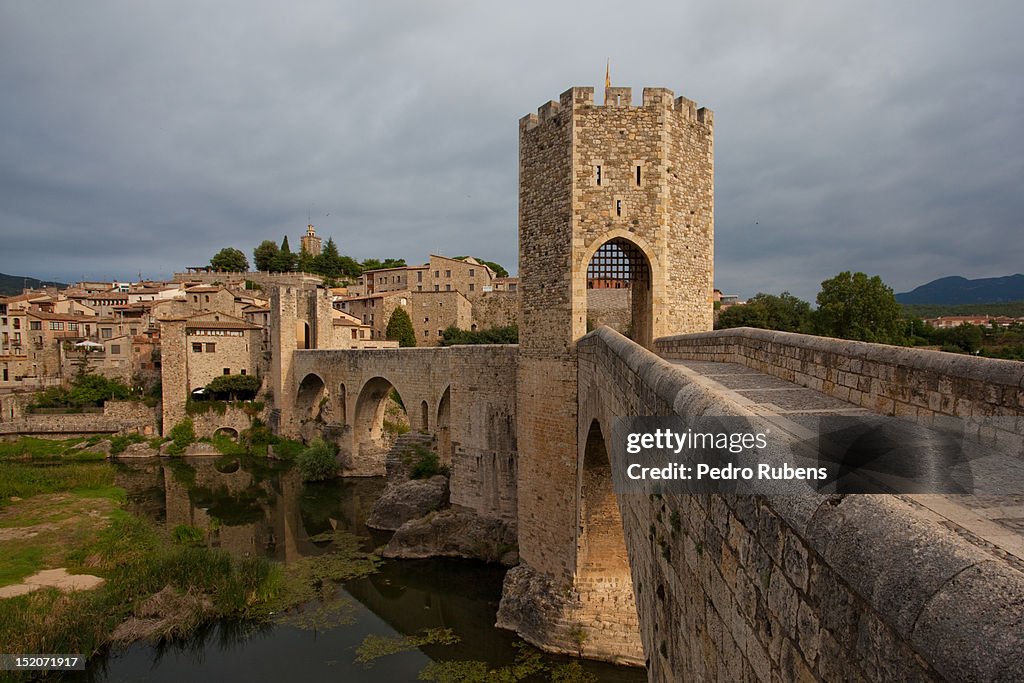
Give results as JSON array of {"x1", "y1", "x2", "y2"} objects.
[
  {"x1": 0, "y1": 400, "x2": 158, "y2": 438},
  {"x1": 576, "y1": 326, "x2": 1024, "y2": 681},
  {"x1": 656, "y1": 327, "x2": 1024, "y2": 454}
]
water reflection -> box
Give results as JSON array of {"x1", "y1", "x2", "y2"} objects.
[{"x1": 97, "y1": 457, "x2": 643, "y2": 682}]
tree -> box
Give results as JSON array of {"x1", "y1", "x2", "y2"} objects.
[
  {"x1": 385, "y1": 307, "x2": 417, "y2": 347},
  {"x1": 205, "y1": 374, "x2": 261, "y2": 400},
  {"x1": 253, "y1": 240, "x2": 280, "y2": 272},
  {"x1": 717, "y1": 292, "x2": 811, "y2": 333},
  {"x1": 812, "y1": 271, "x2": 904, "y2": 344},
  {"x1": 210, "y1": 247, "x2": 249, "y2": 272},
  {"x1": 270, "y1": 235, "x2": 297, "y2": 272},
  {"x1": 440, "y1": 324, "x2": 518, "y2": 346},
  {"x1": 362, "y1": 257, "x2": 407, "y2": 271},
  {"x1": 297, "y1": 247, "x2": 315, "y2": 274},
  {"x1": 454, "y1": 256, "x2": 509, "y2": 278},
  {"x1": 313, "y1": 237, "x2": 343, "y2": 279}
]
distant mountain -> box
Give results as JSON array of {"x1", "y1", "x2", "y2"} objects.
[
  {"x1": 896, "y1": 274, "x2": 1024, "y2": 305},
  {"x1": 0, "y1": 272, "x2": 68, "y2": 296}
]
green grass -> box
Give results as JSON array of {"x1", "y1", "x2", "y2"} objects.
[
  {"x1": 0, "y1": 462, "x2": 117, "y2": 504},
  {"x1": 0, "y1": 546, "x2": 44, "y2": 586}
]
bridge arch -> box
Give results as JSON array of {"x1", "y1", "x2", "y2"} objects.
[
  {"x1": 295, "y1": 372, "x2": 327, "y2": 424},
  {"x1": 577, "y1": 419, "x2": 630, "y2": 577},
  {"x1": 353, "y1": 376, "x2": 409, "y2": 468},
  {"x1": 214, "y1": 426, "x2": 239, "y2": 441},
  {"x1": 437, "y1": 385, "x2": 452, "y2": 466},
  {"x1": 579, "y1": 232, "x2": 657, "y2": 349}
]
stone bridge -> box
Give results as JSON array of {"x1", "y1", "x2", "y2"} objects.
[
  {"x1": 282, "y1": 327, "x2": 1024, "y2": 681},
  {"x1": 284, "y1": 344, "x2": 519, "y2": 522}
]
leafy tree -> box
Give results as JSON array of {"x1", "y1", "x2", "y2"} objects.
[
  {"x1": 385, "y1": 307, "x2": 417, "y2": 347},
  {"x1": 717, "y1": 292, "x2": 812, "y2": 333},
  {"x1": 270, "y1": 235, "x2": 297, "y2": 272},
  {"x1": 362, "y1": 257, "x2": 407, "y2": 271},
  {"x1": 313, "y1": 237, "x2": 343, "y2": 279},
  {"x1": 440, "y1": 325, "x2": 518, "y2": 346},
  {"x1": 454, "y1": 256, "x2": 509, "y2": 278},
  {"x1": 210, "y1": 247, "x2": 249, "y2": 272},
  {"x1": 253, "y1": 240, "x2": 280, "y2": 272},
  {"x1": 812, "y1": 271, "x2": 904, "y2": 344},
  {"x1": 337, "y1": 255, "x2": 362, "y2": 280},
  {"x1": 297, "y1": 247, "x2": 315, "y2": 274},
  {"x1": 205, "y1": 374, "x2": 261, "y2": 400}
]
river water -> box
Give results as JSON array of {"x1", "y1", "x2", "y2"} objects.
[{"x1": 83, "y1": 456, "x2": 644, "y2": 682}]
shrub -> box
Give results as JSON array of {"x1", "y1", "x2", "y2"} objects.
[
  {"x1": 403, "y1": 443, "x2": 447, "y2": 479},
  {"x1": 167, "y1": 418, "x2": 196, "y2": 456},
  {"x1": 296, "y1": 438, "x2": 338, "y2": 482}
]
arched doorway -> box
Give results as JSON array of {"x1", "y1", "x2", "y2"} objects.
[
  {"x1": 296, "y1": 320, "x2": 311, "y2": 350},
  {"x1": 585, "y1": 237, "x2": 653, "y2": 348},
  {"x1": 436, "y1": 386, "x2": 452, "y2": 466}
]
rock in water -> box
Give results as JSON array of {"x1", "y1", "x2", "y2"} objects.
[
  {"x1": 366, "y1": 475, "x2": 449, "y2": 531},
  {"x1": 383, "y1": 506, "x2": 518, "y2": 565}
]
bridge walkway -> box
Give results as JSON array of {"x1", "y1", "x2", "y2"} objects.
[{"x1": 666, "y1": 358, "x2": 1024, "y2": 572}]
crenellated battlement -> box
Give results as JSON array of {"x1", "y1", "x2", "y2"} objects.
[{"x1": 522, "y1": 85, "x2": 713, "y2": 130}]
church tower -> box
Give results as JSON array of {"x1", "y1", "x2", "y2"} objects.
[{"x1": 300, "y1": 224, "x2": 322, "y2": 257}]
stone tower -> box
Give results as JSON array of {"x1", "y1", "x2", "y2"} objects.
[
  {"x1": 300, "y1": 224, "x2": 322, "y2": 257},
  {"x1": 500, "y1": 85, "x2": 714, "y2": 660}
]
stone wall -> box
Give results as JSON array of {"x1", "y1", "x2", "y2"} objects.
[
  {"x1": 0, "y1": 400, "x2": 158, "y2": 438},
  {"x1": 586, "y1": 287, "x2": 631, "y2": 334},
  {"x1": 469, "y1": 290, "x2": 519, "y2": 330},
  {"x1": 572, "y1": 326, "x2": 1024, "y2": 681},
  {"x1": 656, "y1": 327, "x2": 1024, "y2": 453}
]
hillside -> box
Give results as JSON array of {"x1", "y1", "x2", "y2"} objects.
[
  {"x1": 0, "y1": 272, "x2": 68, "y2": 296},
  {"x1": 896, "y1": 274, "x2": 1024, "y2": 305}
]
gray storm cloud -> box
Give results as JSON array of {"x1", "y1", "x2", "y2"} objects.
[{"x1": 1, "y1": 0, "x2": 1021, "y2": 301}]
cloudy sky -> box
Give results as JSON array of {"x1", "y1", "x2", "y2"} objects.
[{"x1": 1, "y1": 1, "x2": 1021, "y2": 301}]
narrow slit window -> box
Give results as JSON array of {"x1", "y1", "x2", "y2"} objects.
[
  {"x1": 636, "y1": 165, "x2": 641, "y2": 186},
  {"x1": 616, "y1": 199, "x2": 623, "y2": 216},
  {"x1": 595, "y1": 165, "x2": 602, "y2": 186}
]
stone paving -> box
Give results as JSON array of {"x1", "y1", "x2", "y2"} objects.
[{"x1": 668, "y1": 358, "x2": 1024, "y2": 568}]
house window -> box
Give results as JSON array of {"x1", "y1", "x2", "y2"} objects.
[
  {"x1": 13, "y1": 319, "x2": 20, "y2": 329},
  {"x1": 434, "y1": 285, "x2": 439, "y2": 291},
  {"x1": 223, "y1": 368, "x2": 230, "y2": 375},
  {"x1": 446, "y1": 284, "x2": 451, "y2": 291},
  {"x1": 438, "y1": 330, "x2": 443, "y2": 337},
  {"x1": 423, "y1": 330, "x2": 428, "y2": 338},
  {"x1": 417, "y1": 271, "x2": 423, "y2": 282},
  {"x1": 595, "y1": 165, "x2": 602, "y2": 185},
  {"x1": 469, "y1": 283, "x2": 475, "y2": 292},
  {"x1": 49, "y1": 322, "x2": 64, "y2": 330},
  {"x1": 205, "y1": 343, "x2": 216, "y2": 352},
  {"x1": 30, "y1": 321, "x2": 41, "y2": 330},
  {"x1": 205, "y1": 295, "x2": 210, "y2": 303},
  {"x1": 69, "y1": 323, "x2": 78, "y2": 332},
  {"x1": 192, "y1": 343, "x2": 202, "y2": 353},
  {"x1": 417, "y1": 285, "x2": 422, "y2": 291},
  {"x1": 351, "y1": 329, "x2": 357, "y2": 339},
  {"x1": 101, "y1": 328, "x2": 113, "y2": 339},
  {"x1": 240, "y1": 369, "x2": 247, "y2": 375},
  {"x1": 110, "y1": 344, "x2": 120, "y2": 355},
  {"x1": 469, "y1": 268, "x2": 475, "y2": 277},
  {"x1": 445, "y1": 270, "x2": 451, "y2": 278},
  {"x1": 434, "y1": 270, "x2": 439, "y2": 278}
]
